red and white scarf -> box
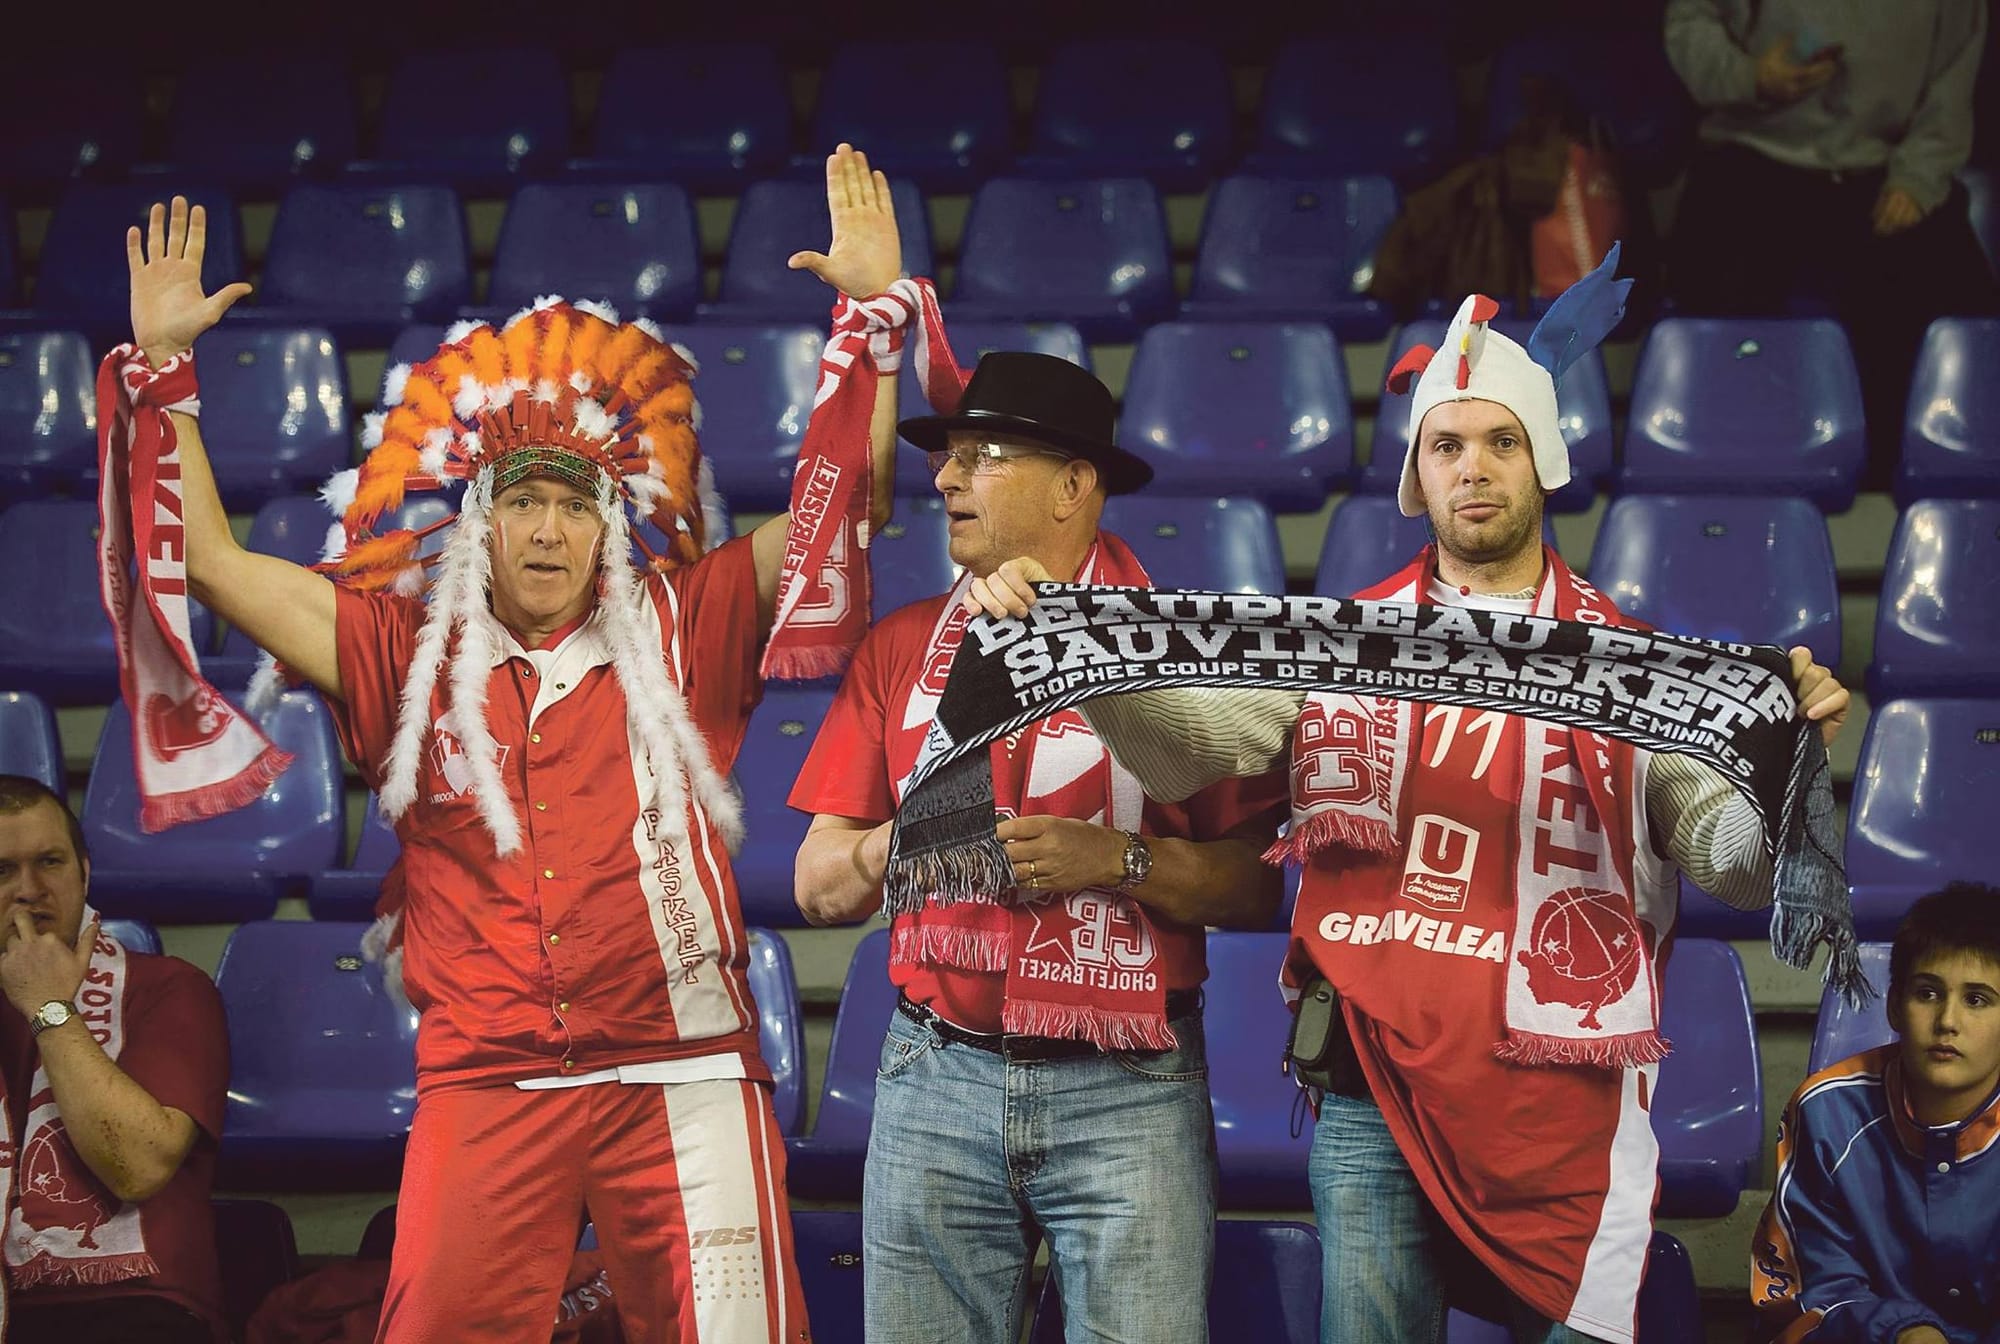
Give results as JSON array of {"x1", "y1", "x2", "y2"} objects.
[
  {"x1": 4, "y1": 916, "x2": 159, "y2": 1287},
  {"x1": 1280, "y1": 548, "x2": 1677, "y2": 1067},
  {"x1": 96, "y1": 347, "x2": 291, "y2": 830},
  {"x1": 760, "y1": 277, "x2": 962, "y2": 680},
  {"x1": 885, "y1": 537, "x2": 1200, "y2": 1050}
]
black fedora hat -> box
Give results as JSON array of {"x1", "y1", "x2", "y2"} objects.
[{"x1": 899, "y1": 351, "x2": 1154, "y2": 494}]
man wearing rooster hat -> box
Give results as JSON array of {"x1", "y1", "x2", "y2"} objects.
[
  {"x1": 105, "y1": 147, "x2": 919, "y2": 1342},
  {"x1": 961, "y1": 250, "x2": 1858, "y2": 1343}
]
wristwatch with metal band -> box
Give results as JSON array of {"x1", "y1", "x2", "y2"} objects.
[
  {"x1": 29, "y1": 999, "x2": 77, "y2": 1037},
  {"x1": 1117, "y1": 830, "x2": 1153, "y2": 890}
]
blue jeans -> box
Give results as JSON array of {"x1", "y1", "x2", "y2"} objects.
[
  {"x1": 1309, "y1": 1092, "x2": 1611, "y2": 1344},
  {"x1": 862, "y1": 1004, "x2": 1218, "y2": 1344}
]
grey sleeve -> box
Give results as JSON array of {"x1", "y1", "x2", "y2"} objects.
[
  {"x1": 1664, "y1": 0, "x2": 1762, "y2": 108},
  {"x1": 1646, "y1": 752, "x2": 1772, "y2": 911},
  {"x1": 1886, "y1": 0, "x2": 1987, "y2": 212},
  {"x1": 1081, "y1": 688, "x2": 1305, "y2": 804}
]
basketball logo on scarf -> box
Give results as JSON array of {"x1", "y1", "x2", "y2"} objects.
[
  {"x1": 142, "y1": 687, "x2": 232, "y2": 761},
  {"x1": 1517, "y1": 887, "x2": 1648, "y2": 1031}
]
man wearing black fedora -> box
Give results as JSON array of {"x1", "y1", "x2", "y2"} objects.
[{"x1": 789, "y1": 350, "x2": 1288, "y2": 1343}]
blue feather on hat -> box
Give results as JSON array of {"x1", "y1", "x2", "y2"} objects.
[{"x1": 1526, "y1": 242, "x2": 1632, "y2": 390}]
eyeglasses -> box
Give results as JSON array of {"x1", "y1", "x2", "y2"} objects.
[{"x1": 925, "y1": 441, "x2": 1072, "y2": 477}]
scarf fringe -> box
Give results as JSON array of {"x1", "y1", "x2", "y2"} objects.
[
  {"x1": 1265, "y1": 808, "x2": 1398, "y2": 865},
  {"x1": 9, "y1": 1251, "x2": 161, "y2": 1289},
  {"x1": 138, "y1": 742, "x2": 293, "y2": 833},
  {"x1": 1493, "y1": 1028, "x2": 1672, "y2": 1069},
  {"x1": 891, "y1": 920, "x2": 1008, "y2": 972},
  {"x1": 761, "y1": 643, "x2": 856, "y2": 682},
  {"x1": 1001, "y1": 1001, "x2": 1181, "y2": 1052},
  {"x1": 884, "y1": 839, "x2": 1017, "y2": 918},
  {"x1": 1770, "y1": 902, "x2": 1875, "y2": 1008}
]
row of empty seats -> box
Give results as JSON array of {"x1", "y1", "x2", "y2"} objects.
[
  {"x1": 8, "y1": 314, "x2": 2000, "y2": 512},
  {"x1": 0, "y1": 31, "x2": 1690, "y2": 194},
  {"x1": 5, "y1": 680, "x2": 1992, "y2": 938}
]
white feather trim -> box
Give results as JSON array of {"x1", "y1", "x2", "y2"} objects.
[
  {"x1": 419, "y1": 427, "x2": 453, "y2": 478},
  {"x1": 574, "y1": 299, "x2": 620, "y2": 325},
  {"x1": 319, "y1": 522, "x2": 349, "y2": 563},
  {"x1": 689, "y1": 399, "x2": 703, "y2": 433},
  {"x1": 670, "y1": 342, "x2": 700, "y2": 374},
  {"x1": 360, "y1": 411, "x2": 386, "y2": 451},
  {"x1": 391, "y1": 564, "x2": 428, "y2": 599},
  {"x1": 454, "y1": 375, "x2": 485, "y2": 421},
  {"x1": 319, "y1": 467, "x2": 360, "y2": 518},
  {"x1": 443, "y1": 319, "x2": 482, "y2": 344},
  {"x1": 698, "y1": 457, "x2": 730, "y2": 548},
  {"x1": 568, "y1": 369, "x2": 593, "y2": 394},
  {"x1": 570, "y1": 399, "x2": 616, "y2": 441},
  {"x1": 634, "y1": 317, "x2": 665, "y2": 342},
  {"x1": 531, "y1": 378, "x2": 561, "y2": 404},
  {"x1": 244, "y1": 653, "x2": 286, "y2": 717},
  {"x1": 382, "y1": 363, "x2": 412, "y2": 408}
]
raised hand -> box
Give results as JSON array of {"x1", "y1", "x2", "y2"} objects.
[
  {"x1": 127, "y1": 196, "x2": 253, "y2": 367},
  {"x1": 787, "y1": 143, "x2": 904, "y2": 300}
]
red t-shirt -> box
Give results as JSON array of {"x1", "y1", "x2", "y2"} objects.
[
  {"x1": 2, "y1": 954, "x2": 229, "y2": 1340},
  {"x1": 790, "y1": 593, "x2": 1291, "y2": 1033},
  {"x1": 328, "y1": 537, "x2": 772, "y2": 1089}
]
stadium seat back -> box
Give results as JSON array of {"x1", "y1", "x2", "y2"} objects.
[
  {"x1": 810, "y1": 41, "x2": 1010, "y2": 189},
  {"x1": 747, "y1": 928, "x2": 805, "y2": 1135},
  {"x1": 37, "y1": 185, "x2": 242, "y2": 324},
  {"x1": 1182, "y1": 175, "x2": 1398, "y2": 340},
  {"x1": 100, "y1": 917, "x2": 163, "y2": 956},
  {"x1": 81, "y1": 690, "x2": 342, "y2": 921},
  {"x1": 1027, "y1": 39, "x2": 1233, "y2": 188},
  {"x1": 731, "y1": 687, "x2": 835, "y2": 927},
  {"x1": 713, "y1": 179, "x2": 932, "y2": 322},
  {"x1": 166, "y1": 56, "x2": 357, "y2": 184},
  {"x1": 1099, "y1": 497, "x2": 1285, "y2": 595},
  {"x1": 1871, "y1": 499, "x2": 2000, "y2": 699},
  {"x1": 1204, "y1": 932, "x2": 1314, "y2": 1207},
  {"x1": 1587, "y1": 495, "x2": 1840, "y2": 670},
  {"x1": 1845, "y1": 698, "x2": 2000, "y2": 935},
  {"x1": 954, "y1": 178, "x2": 1173, "y2": 341},
  {"x1": 1363, "y1": 318, "x2": 1612, "y2": 510},
  {"x1": 1030, "y1": 1220, "x2": 1321, "y2": 1343},
  {"x1": 491, "y1": 183, "x2": 700, "y2": 321},
  {"x1": 1256, "y1": 37, "x2": 1457, "y2": 181},
  {"x1": 1653, "y1": 940, "x2": 1761, "y2": 1217},
  {"x1": 263, "y1": 185, "x2": 470, "y2": 337},
  {"x1": 0, "y1": 71, "x2": 143, "y2": 182},
  {"x1": 1809, "y1": 943, "x2": 1895, "y2": 1072},
  {"x1": 868, "y1": 497, "x2": 958, "y2": 617},
  {"x1": 1899, "y1": 317, "x2": 2000, "y2": 501},
  {"x1": 374, "y1": 50, "x2": 568, "y2": 180},
  {"x1": 1623, "y1": 319, "x2": 1865, "y2": 510},
  {"x1": 1483, "y1": 31, "x2": 1691, "y2": 172},
  {"x1": 192, "y1": 325, "x2": 351, "y2": 507},
  {"x1": 591, "y1": 44, "x2": 789, "y2": 188},
  {"x1": 1119, "y1": 322, "x2": 1354, "y2": 510},
  {"x1": 1312, "y1": 495, "x2": 1555, "y2": 599},
  {"x1": 786, "y1": 928, "x2": 894, "y2": 1199},
  {"x1": 309, "y1": 793, "x2": 401, "y2": 921},
  {"x1": 668, "y1": 323, "x2": 822, "y2": 512},
  {"x1": 0, "y1": 691, "x2": 63, "y2": 792},
  {"x1": 213, "y1": 1198, "x2": 300, "y2": 1338},
  {"x1": 0, "y1": 330, "x2": 97, "y2": 491},
  {"x1": 894, "y1": 321, "x2": 1089, "y2": 496},
  {"x1": 215, "y1": 920, "x2": 418, "y2": 1180},
  {"x1": 789, "y1": 1210, "x2": 868, "y2": 1344}
]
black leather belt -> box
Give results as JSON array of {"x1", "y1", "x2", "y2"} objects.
[{"x1": 896, "y1": 989, "x2": 1201, "y2": 1063}]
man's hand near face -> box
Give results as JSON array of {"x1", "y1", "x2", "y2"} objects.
[{"x1": 0, "y1": 907, "x2": 97, "y2": 1022}]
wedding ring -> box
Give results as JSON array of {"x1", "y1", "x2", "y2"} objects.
[{"x1": 1026, "y1": 860, "x2": 1038, "y2": 888}]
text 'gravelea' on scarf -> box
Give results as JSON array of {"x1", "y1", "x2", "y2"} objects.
[{"x1": 884, "y1": 585, "x2": 1870, "y2": 1011}]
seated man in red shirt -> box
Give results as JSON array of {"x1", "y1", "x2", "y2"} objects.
[{"x1": 0, "y1": 775, "x2": 228, "y2": 1344}]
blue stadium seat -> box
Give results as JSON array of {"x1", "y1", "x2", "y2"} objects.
[
  {"x1": 1447, "y1": 1232, "x2": 1701, "y2": 1344},
  {"x1": 893, "y1": 321, "x2": 1089, "y2": 497},
  {"x1": 0, "y1": 691, "x2": 63, "y2": 791},
  {"x1": 1254, "y1": 37, "x2": 1458, "y2": 182},
  {"x1": 809, "y1": 41, "x2": 1010, "y2": 190},
  {"x1": 1361, "y1": 317, "x2": 1613, "y2": 511},
  {"x1": 215, "y1": 920, "x2": 418, "y2": 1187},
  {"x1": 369, "y1": 50, "x2": 568, "y2": 185},
  {"x1": 1099, "y1": 497, "x2": 1286, "y2": 594},
  {"x1": 1587, "y1": 495, "x2": 1840, "y2": 670},
  {"x1": 100, "y1": 917, "x2": 162, "y2": 955},
  {"x1": 1483, "y1": 30, "x2": 1691, "y2": 175},
  {"x1": 1623, "y1": 319, "x2": 1866, "y2": 511},
  {"x1": 1899, "y1": 318, "x2": 2000, "y2": 502},
  {"x1": 243, "y1": 494, "x2": 340, "y2": 570},
  {"x1": 1024, "y1": 39, "x2": 1233, "y2": 190},
  {"x1": 790, "y1": 1210, "x2": 867, "y2": 1344},
  {"x1": 1965, "y1": 169, "x2": 1998, "y2": 273},
  {"x1": 787, "y1": 928, "x2": 893, "y2": 1199},
  {"x1": 1674, "y1": 872, "x2": 1771, "y2": 941},
  {"x1": 0, "y1": 330, "x2": 96, "y2": 493},
  {"x1": 868, "y1": 497, "x2": 957, "y2": 617},
  {"x1": 1030, "y1": 1220, "x2": 1321, "y2": 1344},
  {"x1": 489, "y1": 183, "x2": 699, "y2": 321},
  {"x1": 1846, "y1": 698, "x2": 2000, "y2": 936},
  {"x1": 586, "y1": 44, "x2": 789, "y2": 190},
  {"x1": 1312, "y1": 494, "x2": 1556, "y2": 599},
  {"x1": 192, "y1": 325, "x2": 351, "y2": 508},
  {"x1": 672, "y1": 323, "x2": 821, "y2": 512},
  {"x1": 1118, "y1": 322, "x2": 1354, "y2": 511},
  {"x1": 1654, "y1": 940, "x2": 1761, "y2": 1218},
  {"x1": 214, "y1": 1198, "x2": 300, "y2": 1338},
  {"x1": 81, "y1": 690, "x2": 343, "y2": 922},
  {"x1": 952, "y1": 178, "x2": 1174, "y2": 341},
  {"x1": 0, "y1": 500, "x2": 212, "y2": 705},
  {"x1": 1808, "y1": 944, "x2": 1894, "y2": 1072},
  {"x1": 163, "y1": 56, "x2": 357, "y2": 186},
  {"x1": 36, "y1": 185, "x2": 243, "y2": 328},
  {"x1": 308, "y1": 793, "x2": 399, "y2": 921},
  {"x1": 731, "y1": 687, "x2": 833, "y2": 927},
  {"x1": 0, "y1": 70, "x2": 143, "y2": 184},
  {"x1": 262, "y1": 185, "x2": 471, "y2": 341},
  {"x1": 1204, "y1": 931, "x2": 1313, "y2": 1208},
  {"x1": 1181, "y1": 175, "x2": 1399, "y2": 341},
  {"x1": 708, "y1": 179, "x2": 932, "y2": 323},
  {"x1": 747, "y1": 927, "x2": 805, "y2": 1136},
  {"x1": 1871, "y1": 500, "x2": 2000, "y2": 699}
]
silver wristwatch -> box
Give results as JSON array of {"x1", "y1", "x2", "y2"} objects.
[
  {"x1": 1116, "y1": 830, "x2": 1153, "y2": 890},
  {"x1": 29, "y1": 1000, "x2": 77, "y2": 1037}
]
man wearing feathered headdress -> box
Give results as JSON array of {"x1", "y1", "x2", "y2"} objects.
[{"x1": 109, "y1": 147, "x2": 915, "y2": 1341}]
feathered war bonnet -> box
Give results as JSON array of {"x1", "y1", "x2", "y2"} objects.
[
  {"x1": 1385, "y1": 243, "x2": 1634, "y2": 517},
  {"x1": 264, "y1": 297, "x2": 741, "y2": 857}
]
